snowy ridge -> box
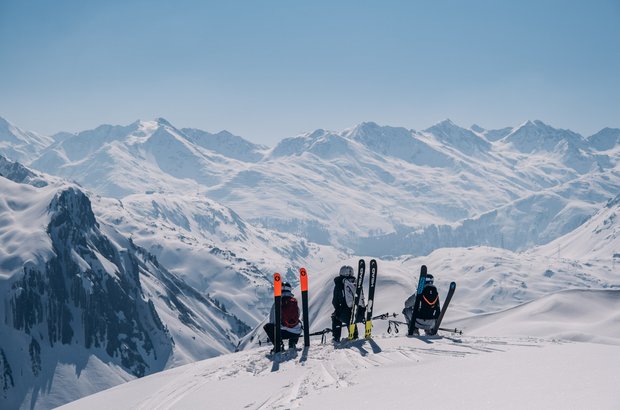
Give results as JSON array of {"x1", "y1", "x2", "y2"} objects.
[
  {"x1": 92, "y1": 191, "x2": 344, "y2": 326},
  {"x1": 0, "y1": 117, "x2": 53, "y2": 164},
  {"x1": 357, "y1": 168, "x2": 620, "y2": 256},
  {"x1": 29, "y1": 118, "x2": 245, "y2": 198},
  {"x1": 0, "y1": 169, "x2": 252, "y2": 409},
  {"x1": 6, "y1": 116, "x2": 618, "y2": 255}
]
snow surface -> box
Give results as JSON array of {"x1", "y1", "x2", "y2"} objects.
[{"x1": 59, "y1": 331, "x2": 620, "y2": 409}]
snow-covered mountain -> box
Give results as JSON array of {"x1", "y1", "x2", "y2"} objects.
[
  {"x1": 8, "y1": 116, "x2": 618, "y2": 257},
  {"x1": 181, "y1": 128, "x2": 268, "y2": 162},
  {"x1": 589, "y1": 127, "x2": 620, "y2": 152},
  {"x1": 0, "y1": 117, "x2": 53, "y2": 164},
  {"x1": 55, "y1": 199, "x2": 620, "y2": 409},
  {"x1": 91, "y1": 191, "x2": 343, "y2": 327},
  {"x1": 0, "y1": 157, "x2": 252, "y2": 409},
  {"x1": 29, "y1": 118, "x2": 243, "y2": 198},
  {"x1": 2, "y1": 114, "x2": 620, "y2": 409}
]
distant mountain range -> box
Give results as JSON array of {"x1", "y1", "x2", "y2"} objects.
[
  {"x1": 3, "y1": 115, "x2": 618, "y2": 254},
  {"x1": 1, "y1": 115, "x2": 619, "y2": 408}
]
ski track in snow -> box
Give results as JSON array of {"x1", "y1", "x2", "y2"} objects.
[{"x1": 93, "y1": 334, "x2": 559, "y2": 410}]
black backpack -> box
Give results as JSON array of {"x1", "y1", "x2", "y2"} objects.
[{"x1": 416, "y1": 285, "x2": 440, "y2": 320}]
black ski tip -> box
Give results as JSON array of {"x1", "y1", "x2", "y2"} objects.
[
  {"x1": 421, "y1": 265, "x2": 427, "y2": 275},
  {"x1": 449, "y1": 281, "x2": 456, "y2": 289}
]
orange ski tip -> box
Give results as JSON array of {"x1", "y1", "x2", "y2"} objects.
[
  {"x1": 300, "y1": 268, "x2": 308, "y2": 291},
  {"x1": 274, "y1": 273, "x2": 282, "y2": 296}
]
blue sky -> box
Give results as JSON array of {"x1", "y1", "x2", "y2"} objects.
[{"x1": 1, "y1": 0, "x2": 619, "y2": 145}]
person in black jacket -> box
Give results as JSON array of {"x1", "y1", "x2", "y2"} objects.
[
  {"x1": 402, "y1": 274, "x2": 441, "y2": 335},
  {"x1": 331, "y1": 265, "x2": 366, "y2": 342}
]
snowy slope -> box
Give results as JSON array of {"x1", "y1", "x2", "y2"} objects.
[
  {"x1": 91, "y1": 192, "x2": 345, "y2": 326},
  {"x1": 30, "y1": 118, "x2": 244, "y2": 198},
  {"x1": 0, "y1": 117, "x2": 53, "y2": 163},
  {"x1": 0, "y1": 165, "x2": 253, "y2": 409},
  {"x1": 58, "y1": 289, "x2": 620, "y2": 410},
  {"x1": 56, "y1": 215, "x2": 620, "y2": 409}
]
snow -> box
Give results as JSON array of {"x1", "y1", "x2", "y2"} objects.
[
  {"x1": 0, "y1": 177, "x2": 56, "y2": 279},
  {"x1": 58, "y1": 334, "x2": 620, "y2": 410}
]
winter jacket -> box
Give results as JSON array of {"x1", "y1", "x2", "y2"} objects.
[
  {"x1": 268, "y1": 289, "x2": 302, "y2": 335},
  {"x1": 402, "y1": 285, "x2": 441, "y2": 326},
  {"x1": 332, "y1": 275, "x2": 365, "y2": 324}
]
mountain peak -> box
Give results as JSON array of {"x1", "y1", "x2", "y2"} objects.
[
  {"x1": 470, "y1": 124, "x2": 485, "y2": 133},
  {"x1": 155, "y1": 117, "x2": 174, "y2": 127},
  {"x1": 424, "y1": 119, "x2": 491, "y2": 155},
  {"x1": 588, "y1": 127, "x2": 620, "y2": 151}
]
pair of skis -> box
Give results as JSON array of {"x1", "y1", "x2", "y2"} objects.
[
  {"x1": 407, "y1": 265, "x2": 456, "y2": 336},
  {"x1": 272, "y1": 268, "x2": 310, "y2": 353},
  {"x1": 348, "y1": 259, "x2": 378, "y2": 340}
]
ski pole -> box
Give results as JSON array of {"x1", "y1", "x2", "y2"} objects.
[
  {"x1": 387, "y1": 319, "x2": 408, "y2": 334},
  {"x1": 371, "y1": 312, "x2": 398, "y2": 320},
  {"x1": 308, "y1": 328, "x2": 332, "y2": 337}
]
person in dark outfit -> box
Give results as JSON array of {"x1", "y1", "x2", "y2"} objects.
[
  {"x1": 263, "y1": 282, "x2": 302, "y2": 349},
  {"x1": 402, "y1": 274, "x2": 441, "y2": 335},
  {"x1": 331, "y1": 265, "x2": 366, "y2": 342}
]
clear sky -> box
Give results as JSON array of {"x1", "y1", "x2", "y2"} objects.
[{"x1": 1, "y1": 0, "x2": 619, "y2": 146}]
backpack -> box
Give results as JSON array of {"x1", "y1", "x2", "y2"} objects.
[
  {"x1": 281, "y1": 296, "x2": 300, "y2": 327},
  {"x1": 416, "y1": 285, "x2": 440, "y2": 320},
  {"x1": 343, "y1": 277, "x2": 356, "y2": 308}
]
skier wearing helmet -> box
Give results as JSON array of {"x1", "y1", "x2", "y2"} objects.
[{"x1": 331, "y1": 265, "x2": 366, "y2": 342}]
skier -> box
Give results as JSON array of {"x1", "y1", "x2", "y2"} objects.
[
  {"x1": 263, "y1": 282, "x2": 302, "y2": 350},
  {"x1": 402, "y1": 273, "x2": 441, "y2": 335},
  {"x1": 331, "y1": 265, "x2": 366, "y2": 342}
]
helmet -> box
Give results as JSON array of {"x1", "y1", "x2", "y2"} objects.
[
  {"x1": 282, "y1": 282, "x2": 293, "y2": 293},
  {"x1": 425, "y1": 274, "x2": 434, "y2": 286},
  {"x1": 339, "y1": 265, "x2": 354, "y2": 277}
]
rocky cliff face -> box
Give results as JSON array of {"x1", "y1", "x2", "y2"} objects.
[{"x1": 0, "y1": 176, "x2": 250, "y2": 409}]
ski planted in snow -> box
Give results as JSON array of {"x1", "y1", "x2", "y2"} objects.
[
  {"x1": 364, "y1": 259, "x2": 378, "y2": 338},
  {"x1": 407, "y1": 265, "x2": 427, "y2": 336},
  {"x1": 430, "y1": 281, "x2": 456, "y2": 335},
  {"x1": 348, "y1": 259, "x2": 366, "y2": 340},
  {"x1": 299, "y1": 267, "x2": 310, "y2": 347},
  {"x1": 273, "y1": 272, "x2": 282, "y2": 353}
]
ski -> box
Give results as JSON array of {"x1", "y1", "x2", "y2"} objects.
[
  {"x1": 430, "y1": 281, "x2": 456, "y2": 335},
  {"x1": 364, "y1": 259, "x2": 378, "y2": 338},
  {"x1": 407, "y1": 265, "x2": 427, "y2": 336},
  {"x1": 273, "y1": 272, "x2": 282, "y2": 353},
  {"x1": 299, "y1": 267, "x2": 310, "y2": 347},
  {"x1": 348, "y1": 259, "x2": 366, "y2": 340}
]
